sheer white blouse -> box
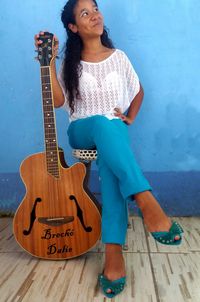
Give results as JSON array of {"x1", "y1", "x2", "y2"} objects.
[{"x1": 58, "y1": 49, "x2": 140, "y2": 122}]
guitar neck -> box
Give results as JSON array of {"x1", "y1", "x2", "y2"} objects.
[{"x1": 40, "y1": 66, "x2": 60, "y2": 178}]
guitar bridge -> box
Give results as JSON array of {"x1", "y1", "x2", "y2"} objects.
[{"x1": 38, "y1": 216, "x2": 74, "y2": 226}]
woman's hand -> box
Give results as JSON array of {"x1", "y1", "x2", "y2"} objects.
[
  {"x1": 34, "y1": 31, "x2": 59, "y2": 57},
  {"x1": 114, "y1": 108, "x2": 133, "y2": 125}
]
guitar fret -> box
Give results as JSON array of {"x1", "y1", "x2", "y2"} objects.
[
  {"x1": 46, "y1": 151, "x2": 58, "y2": 155},
  {"x1": 45, "y1": 132, "x2": 56, "y2": 136},
  {"x1": 46, "y1": 158, "x2": 58, "y2": 162},
  {"x1": 45, "y1": 142, "x2": 57, "y2": 145},
  {"x1": 42, "y1": 91, "x2": 51, "y2": 94},
  {"x1": 44, "y1": 119, "x2": 54, "y2": 122},
  {"x1": 43, "y1": 105, "x2": 53, "y2": 110},
  {"x1": 45, "y1": 133, "x2": 56, "y2": 136},
  {"x1": 44, "y1": 124, "x2": 56, "y2": 128},
  {"x1": 42, "y1": 85, "x2": 51, "y2": 92},
  {"x1": 43, "y1": 107, "x2": 53, "y2": 111},
  {"x1": 47, "y1": 163, "x2": 59, "y2": 166},
  {"x1": 44, "y1": 118, "x2": 55, "y2": 122},
  {"x1": 45, "y1": 139, "x2": 56, "y2": 142},
  {"x1": 46, "y1": 152, "x2": 58, "y2": 158},
  {"x1": 46, "y1": 150, "x2": 58, "y2": 155},
  {"x1": 45, "y1": 144, "x2": 57, "y2": 148},
  {"x1": 45, "y1": 148, "x2": 57, "y2": 151},
  {"x1": 45, "y1": 127, "x2": 55, "y2": 130},
  {"x1": 45, "y1": 131, "x2": 55, "y2": 134},
  {"x1": 45, "y1": 134, "x2": 56, "y2": 136},
  {"x1": 45, "y1": 139, "x2": 57, "y2": 142},
  {"x1": 43, "y1": 104, "x2": 53, "y2": 107},
  {"x1": 42, "y1": 93, "x2": 52, "y2": 98},
  {"x1": 41, "y1": 78, "x2": 50, "y2": 84},
  {"x1": 46, "y1": 159, "x2": 58, "y2": 162},
  {"x1": 44, "y1": 117, "x2": 54, "y2": 121},
  {"x1": 44, "y1": 112, "x2": 54, "y2": 117},
  {"x1": 46, "y1": 149, "x2": 57, "y2": 153},
  {"x1": 47, "y1": 169, "x2": 59, "y2": 172},
  {"x1": 46, "y1": 153, "x2": 58, "y2": 156},
  {"x1": 47, "y1": 172, "x2": 59, "y2": 175},
  {"x1": 45, "y1": 142, "x2": 57, "y2": 148}
]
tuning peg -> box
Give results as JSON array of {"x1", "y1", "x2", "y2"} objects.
[
  {"x1": 34, "y1": 56, "x2": 39, "y2": 61},
  {"x1": 35, "y1": 49, "x2": 39, "y2": 53}
]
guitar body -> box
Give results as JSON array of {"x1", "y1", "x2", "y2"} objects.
[{"x1": 13, "y1": 151, "x2": 101, "y2": 259}]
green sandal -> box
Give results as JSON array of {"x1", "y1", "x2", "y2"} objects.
[
  {"x1": 98, "y1": 274, "x2": 126, "y2": 298},
  {"x1": 138, "y1": 209, "x2": 184, "y2": 245}
]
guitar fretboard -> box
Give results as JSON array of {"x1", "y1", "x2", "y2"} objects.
[{"x1": 41, "y1": 67, "x2": 59, "y2": 178}]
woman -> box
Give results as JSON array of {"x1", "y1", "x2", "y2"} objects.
[{"x1": 35, "y1": 0, "x2": 183, "y2": 298}]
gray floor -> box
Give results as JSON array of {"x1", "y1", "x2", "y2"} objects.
[{"x1": 0, "y1": 216, "x2": 200, "y2": 302}]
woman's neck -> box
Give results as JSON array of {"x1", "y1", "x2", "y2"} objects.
[
  {"x1": 82, "y1": 37, "x2": 106, "y2": 55},
  {"x1": 81, "y1": 36, "x2": 113, "y2": 63}
]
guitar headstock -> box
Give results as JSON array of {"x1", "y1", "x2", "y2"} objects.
[{"x1": 37, "y1": 32, "x2": 56, "y2": 66}]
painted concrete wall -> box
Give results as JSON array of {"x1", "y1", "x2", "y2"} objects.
[{"x1": 0, "y1": 1, "x2": 200, "y2": 213}]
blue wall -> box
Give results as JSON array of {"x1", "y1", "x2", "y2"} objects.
[{"x1": 0, "y1": 0, "x2": 200, "y2": 214}]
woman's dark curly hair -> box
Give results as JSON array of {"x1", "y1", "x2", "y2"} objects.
[{"x1": 61, "y1": 0, "x2": 114, "y2": 114}]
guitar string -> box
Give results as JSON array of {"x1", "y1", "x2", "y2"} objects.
[
  {"x1": 41, "y1": 66, "x2": 61, "y2": 219},
  {"x1": 48, "y1": 65, "x2": 62, "y2": 221},
  {"x1": 46, "y1": 66, "x2": 60, "y2": 220}
]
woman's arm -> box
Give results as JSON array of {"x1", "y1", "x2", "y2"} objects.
[
  {"x1": 114, "y1": 83, "x2": 144, "y2": 125},
  {"x1": 50, "y1": 60, "x2": 65, "y2": 108}
]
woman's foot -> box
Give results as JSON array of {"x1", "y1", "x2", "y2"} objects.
[
  {"x1": 103, "y1": 244, "x2": 126, "y2": 294},
  {"x1": 134, "y1": 191, "x2": 181, "y2": 241}
]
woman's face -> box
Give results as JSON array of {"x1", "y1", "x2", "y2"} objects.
[{"x1": 69, "y1": 0, "x2": 104, "y2": 40}]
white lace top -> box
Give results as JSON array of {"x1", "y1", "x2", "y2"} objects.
[{"x1": 58, "y1": 49, "x2": 140, "y2": 122}]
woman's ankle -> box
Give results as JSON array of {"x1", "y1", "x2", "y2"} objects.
[
  {"x1": 104, "y1": 244, "x2": 126, "y2": 280},
  {"x1": 134, "y1": 191, "x2": 154, "y2": 209},
  {"x1": 105, "y1": 243, "x2": 122, "y2": 254}
]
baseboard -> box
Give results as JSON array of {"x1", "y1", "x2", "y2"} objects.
[{"x1": 0, "y1": 171, "x2": 200, "y2": 216}]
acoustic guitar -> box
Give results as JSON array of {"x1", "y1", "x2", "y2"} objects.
[{"x1": 13, "y1": 32, "x2": 101, "y2": 260}]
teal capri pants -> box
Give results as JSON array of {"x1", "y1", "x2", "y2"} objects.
[{"x1": 67, "y1": 115, "x2": 152, "y2": 245}]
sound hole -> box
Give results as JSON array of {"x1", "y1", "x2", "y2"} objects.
[
  {"x1": 23, "y1": 198, "x2": 42, "y2": 235},
  {"x1": 69, "y1": 195, "x2": 92, "y2": 232}
]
